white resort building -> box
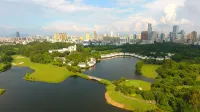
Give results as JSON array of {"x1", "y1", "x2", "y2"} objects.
[
  {"x1": 78, "y1": 62, "x2": 87, "y2": 68},
  {"x1": 49, "y1": 44, "x2": 77, "y2": 53},
  {"x1": 87, "y1": 58, "x2": 96, "y2": 67},
  {"x1": 101, "y1": 52, "x2": 173, "y2": 61}
]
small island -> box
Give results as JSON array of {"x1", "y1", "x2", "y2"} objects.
[{"x1": 0, "y1": 89, "x2": 6, "y2": 95}]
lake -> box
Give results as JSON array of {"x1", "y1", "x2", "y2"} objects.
[
  {"x1": 84, "y1": 57, "x2": 154, "y2": 82},
  {"x1": 0, "y1": 57, "x2": 153, "y2": 112}
]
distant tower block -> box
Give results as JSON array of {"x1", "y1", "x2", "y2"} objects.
[{"x1": 16, "y1": 32, "x2": 20, "y2": 37}]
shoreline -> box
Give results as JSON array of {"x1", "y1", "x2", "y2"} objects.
[
  {"x1": 11, "y1": 55, "x2": 155, "y2": 111},
  {"x1": 105, "y1": 92, "x2": 125, "y2": 110}
]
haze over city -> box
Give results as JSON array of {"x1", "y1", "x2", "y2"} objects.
[{"x1": 0, "y1": 0, "x2": 199, "y2": 36}]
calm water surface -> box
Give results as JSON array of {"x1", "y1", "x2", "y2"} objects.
[
  {"x1": 0, "y1": 57, "x2": 153, "y2": 112},
  {"x1": 0, "y1": 67, "x2": 127, "y2": 112},
  {"x1": 84, "y1": 57, "x2": 154, "y2": 82}
]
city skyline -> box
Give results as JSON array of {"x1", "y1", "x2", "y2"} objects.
[{"x1": 0, "y1": 0, "x2": 199, "y2": 36}]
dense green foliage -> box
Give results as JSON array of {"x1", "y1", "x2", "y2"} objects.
[
  {"x1": 121, "y1": 43, "x2": 200, "y2": 63},
  {"x1": 18, "y1": 42, "x2": 101, "y2": 69},
  {"x1": 24, "y1": 72, "x2": 36, "y2": 81},
  {"x1": 86, "y1": 45, "x2": 119, "y2": 52},
  {"x1": 113, "y1": 78, "x2": 136, "y2": 95},
  {"x1": 18, "y1": 42, "x2": 73, "y2": 64},
  {"x1": 0, "y1": 45, "x2": 17, "y2": 72},
  {"x1": 88, "y1": 43, "x2": 200, "y2": 63},
  {"x1": 113, "y1": 78, "x2": 151, "y2": 97},
  {"x1": 148, "y1": 60, "x2": 200, "y2": 112},
  {"x1": 66, "y1": 65, "x2": 81, "y2": 73},
  {"x1": 136, "y1": 61, "x2": 144, "y2": 75},
  {"x1": 0, "y1": 62, "x2": 11, "y2": 72},
  {"x1": 115, "y1": 60, "x2": 200, "y2": 111},
  {"x1": 112, "y1": 78, "x2": 157, "y2": 111}
]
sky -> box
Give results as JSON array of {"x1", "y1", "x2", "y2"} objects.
[{"x1": 0, "y1": 0, "x2": 199, "y2": 36}]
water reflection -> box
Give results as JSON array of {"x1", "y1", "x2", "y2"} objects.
[
  {"x1": 84, "y1": 57, "x2": 154, "y2": 83},
  {"x1": 0, "y1": 67, "x2": 127, "y2": 112}
]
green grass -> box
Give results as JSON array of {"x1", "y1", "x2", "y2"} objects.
[
  {"x1": 196, "y1": 75, "x2": 200, "y2": 81},
  {"x1": 0, "y1": 89, "x2": 6, "y2": 95},
  {"x1": 106, "y1": 84, "x2": 157, "y2": 111},
  {"x1": 141, "y1": 64, "x2": 160, "y2": 79},
  {"x1": 119, "y1": 80, "x2": 151, "y2": 90},
  {"x1": 74, "y1": 73, "x2": 89, "y2": 80},
  {"x1": 99, "y1": 79, "x2": 112, "y2": 85},
  {"x1": 12, "y1": 55, "x2": 74, "y2": 83}
]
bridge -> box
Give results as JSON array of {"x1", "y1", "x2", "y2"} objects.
[{"x1": 88, "y1": 75, "x2": 102, "y2": 81}]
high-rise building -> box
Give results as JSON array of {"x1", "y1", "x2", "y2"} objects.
[
  {"x1": 129, "y1": 34, "x2": 134, "y2": 39},
  {"x1": 187, "y1": 31, "x2": 197, "y2": 43},
  {"x1": 170, "y1": 32, "x2": 176, "y2": 42},
  {"x1": 152, "y1": 31, "x2": 158, "y2": 41},
  {"x1": 133, "y1": 34, "x2": 137, "y2": 39},
  {"x1": 148, "y1": 23, "x2": 152, "y2": 40},
  {"x1": 141, "y1": 31, "x2": 148, "y2": 40},
  {"x1": 136, "y1": 34, "x2": 141, "y2": 39},
  {"x1": 85, "y1": 32, "x2": 90, "y2": 40},
  {"x1": 93, "y1": 31, "x2": 97, "y2": 39},
  {"x1": 79, "y1": 36, "x2": 84, "y2": 41},
  {"x1": 16, "y1": 32, "x2": 20, "y2": 37},
  {"x1": 160, "y1": 33, "x2": 165, "y2": 39},
  {"x1": 178, "y1": 30, "x2": 185, "y2": 39},
  {"x1": 170, "y1": 25, "x2": 179, "y2": 42},
  {"x1": 54, "y1": 33, "x2": 67, "y2": 41},
  {"x1": 110, "y1": 31, "x2": 114, "y2": 37},
  {"x1": 173, "y1": 25, "x2": 179, "y2": 34}
]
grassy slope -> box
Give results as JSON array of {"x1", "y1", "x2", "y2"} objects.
[
  {"x1": 196, "y1": 75, "x2": 200, "y2": 81},
  {"x1": 106, "y1": 84, "x2": 157, "y2": 111},
  {"x1": 119, "y1": 80, "x2": 151, "y2": 90},
  {"x1": 12, "y1": 55, "x2": 74, "y2": 83},
  {"x1": 0, "y1": 89, "x2": 6, "y2": 95},
  {"x1": 141, "y1": 64, "x2": 160, "y2": 79}
]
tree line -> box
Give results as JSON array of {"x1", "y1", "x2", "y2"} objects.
[
  {"x1": 114, "y1": 60, "x2": 200, "y2": 111},
  {"x1": 0, "y1": 45, "x2": 17, "y2": 72}
]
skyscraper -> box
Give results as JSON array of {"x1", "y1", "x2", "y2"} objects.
[
  {"x1": 85, "y1": 32, "x2": 90, "y2": 40},
  {"x1": 133, "y1": 34, "x2": 137, "y2": 39},
  {"x1": 110, "y1": 31, "x2": 114, "y2": 37},
  {"x1": 173, "y1": 25, "x2": 179, "y2": 34},
  {"x1": 170, "y1": 25, "x2": 179, "y2": 42},
  {"x1": 93, "y1": 31, "x2": 97, "y2": 38},
  {"x1": 141, "y1": 31, "x2": 148, "y2": 40},
  {"x1": 187, "y1": 31, "x2": 197, "y2": 43},
  {"x1": 178, "y1": 30, "x2": 185, "y2": 39},
  {"x1": 160, "y1": 33, "x2": 165, "y2": 39},
  {"x1": 16, "y1": 32, "x2": 20, "y2": 37},
  {"x1": 148, "y1": 23, "x2": 152, "y2": 40},
  {"x1": 54, "y1": 33, "x2": 67, "y2": 41}
]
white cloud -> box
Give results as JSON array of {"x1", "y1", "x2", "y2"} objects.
[
  {"x1": 144, "y1": 0, "x2": 185, "y2": 11},
  {"x1": 117, "y1": 0, "x2": 144, "y2": 6},
  {"x1": 31, "y1": 0, "x2": 91, "y2": 12},
  {"x1": 42, "y1": 21, "x2": 94, "y2": 32},
  {"x1": 163, "y1": 4, "x2": 177, "y2": 23},
  {"x1": 1, "y1": 0, "x2": 200, "y2": 35}
]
